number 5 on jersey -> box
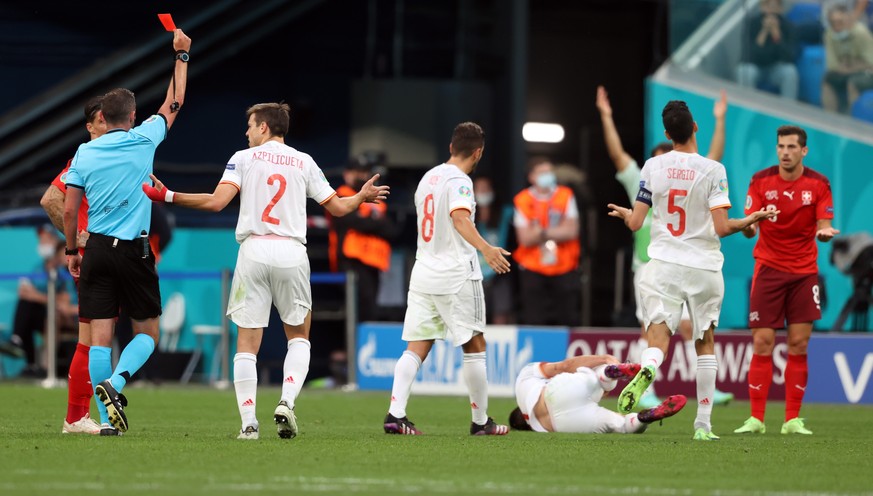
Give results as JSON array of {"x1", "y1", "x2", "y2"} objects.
[
  {"x1": 668, "y1": 188, "x2": 687, "y2": 236},
  {"x1": 421, "y1": 193, "x2": 435, "y2": 242}
]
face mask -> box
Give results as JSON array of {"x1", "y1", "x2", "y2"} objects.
[
  {"x1": 352, "y1": 178, "x2": 367, "y2": 191},
  {"x1": 477, "y1": 192, "x2": 494, "y2": 206},
  {"x1": 831, "y1": 29, "x2": 850, "y2": 41},
  {"x1": 535, "y1": 172, "x2": 557, "y2": 190},
  {"x1": 37, "y1": 243, "x2": 54, "y2": 260}
]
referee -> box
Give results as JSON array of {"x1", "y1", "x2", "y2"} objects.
[{"x1": 62, "y1": 28, "x2": 192, "y2": 435}]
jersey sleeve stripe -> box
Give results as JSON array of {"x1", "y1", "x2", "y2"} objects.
[
  {"x1": 449, "y1": 206, "x2": 472, "y2": 215},
  {"x1": 218, "y1": 180, "x2": 240, "y2": 191},
  {"x1": 709, "y1": 203, "x2": 731, "y2": 211},
  {"x1": 318, "y1": 191, "x2": 337, "y2": 205}
]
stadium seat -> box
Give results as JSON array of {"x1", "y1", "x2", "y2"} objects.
[
  {"x1": 785, "y1": 2, "x2": 822, "y2": 25},
  {"x1": 851, "y1": 90, "x2": 873, "y2": 124},
  {"x1": 786, "y1": 2, "x2": 824, "y2": 44},
  {"x1": 797, "y1": 44, "x2": 825, "y2": 106},
  {"x1": 159, "y1": 292, "x2": 185, "y2": 352},
  {"x1": 180, "y1": 324, "x2": 225, "y2": 384}
]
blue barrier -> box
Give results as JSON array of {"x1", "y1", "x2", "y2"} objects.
[{"x1": 356, "y1": 323, "x2": 569, "y2": 397}]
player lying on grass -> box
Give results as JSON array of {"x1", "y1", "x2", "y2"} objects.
[{"x1": 509, "y1": 355, "x2": 686, "y2": 433}]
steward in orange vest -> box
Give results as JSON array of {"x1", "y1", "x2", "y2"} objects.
[
  {"x1": 513, "y1": 158, "x2": 582, "y2": 326},
  {"x1": 328, "y1": 184, "x2": 392, "y2": 272},
  {"x1": 513, "y1": 186, "x2": 580, "y2": 276}
]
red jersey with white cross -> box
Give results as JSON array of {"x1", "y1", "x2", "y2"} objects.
[
  {"x1": 745, "y1": 166, "x2": 834, "y2": 274},
  {"x1": 52, "y1": 158, "x2": 90, "y2": 232}
]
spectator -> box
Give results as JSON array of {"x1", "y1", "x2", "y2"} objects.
[
  {"x1": 513, "y1": 158, "x2": 581, "y2": 326},
  {"x1": 327, "y1": 157, "x2": 394, "y2": 323},
  {"x1": 1, "y1": 227, "x2": 77, "y2": 377},
  {"x1": 822, "y1": 2, "x2": 873, "y2": 113},
  {"x1": 737, "y1": 0, "x2": 800, "y2": 99},
  {"x1": 474, "y1": 177, "x2": 514, "y2": 324}
]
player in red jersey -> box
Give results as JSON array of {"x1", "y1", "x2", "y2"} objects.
[
  {"x1": 40, "y1": 96, "x2": 107, "y2": 434},
  {"x1": 735, "y1": 125, "x2": 839, "y2": 436}
]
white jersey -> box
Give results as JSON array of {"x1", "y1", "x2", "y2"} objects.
[
  {"x1": 639, "y1": 151, "x2": 731, "y2": 271},
  {"x1": 220, "y1": 140, "x2": 336, "y2": 244},
  {"x1": 408, "y1": 163, "x2": 482, "y2": 295}
]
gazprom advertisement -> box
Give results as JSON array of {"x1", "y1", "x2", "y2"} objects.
[
  {"x1": 356, "y1": 323, "x2": 873, "y2": 404},
  {"x1": 356, "y1": 323, "x2": 567, "y2": 397}
]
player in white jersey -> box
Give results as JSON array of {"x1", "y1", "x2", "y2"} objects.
[
  {"x1": 383, "y1": 122, "x2": 512, "y2": 436},
  {"x1": 607, "y1": 100, "x2": 777, "y2": 441},
  {"x1": 509, "y1": 355, "x2": 687, "y2": 434},
  {"x1": 142, "y1": 103, "x2": 389, "y2": 440}
]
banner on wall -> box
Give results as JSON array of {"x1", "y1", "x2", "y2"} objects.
[
  {"x1": 356, "y1": 323, "x2": 873, "y2": 404},
  {"x1": 807, "y1": 334, "x2": 873, "y2": 404},
  {"x1": 356, "y1": 323, "x2": 568, "y2": 397},
  {"x1": 567, "y1": 329, "x2": 873, "y2": 404},
  {"x1": 566, "y1": 329, "x2": 787, "y2": 400}
]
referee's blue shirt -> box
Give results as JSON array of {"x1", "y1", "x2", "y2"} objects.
[{"x1": 66, "y1": 114, "x2": 167, "y2": 240}]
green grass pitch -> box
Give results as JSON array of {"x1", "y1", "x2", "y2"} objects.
[{"x1": 1, "y1": 383, "x2": 871, "y2": 495}]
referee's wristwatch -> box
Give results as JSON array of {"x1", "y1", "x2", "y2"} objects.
[
  {"x1": 65, "y1": 247, "x2": 78, "y2": 255},
  {"x1": 175, "y1": 50, "x2": 189, "y2": 63}
]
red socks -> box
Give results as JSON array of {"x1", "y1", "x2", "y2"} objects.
[
  {"x1": 66, "y1": 343, "x2": 93, "y2": 424},
  {"x1": 784, "y1": 353, "x2": 808, "y2": 422},
  {"x1": 748, "y1": 354, "x2": 773, "y2": 422}
]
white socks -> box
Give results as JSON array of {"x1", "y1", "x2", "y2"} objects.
[
  {"x1": 233, "y1": 353, "x2": 258, "y2": 429},
  {"x1": 388, "y1": 351, "x2": 422, "y2": 418},
  {"x1": 592, "y1": 364, "x2": 617, "y2": 392},
  {"x1": 463, "y1": 352, "x2": 488, "y2": 425},
  {"x1": 640, "y1": 347, "x2": 665, "y2": 370},
  {"x1": 695, "y1": 354, "x2": 718, "y2": 431},
  {"x1": 281, "y1": 338, "x2": 311, "y2": 407},
  {"x1": 623, "y1": 413, "x2": 647, "y2": 433}
]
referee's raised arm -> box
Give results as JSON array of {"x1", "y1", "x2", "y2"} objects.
[{"x1": 158, "y1": 28, "x2": 191, "y2": 130}]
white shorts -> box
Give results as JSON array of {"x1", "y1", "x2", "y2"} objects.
[
  {"x1": 634, "y1": 265, "x2": 689, "y2": 323},
  {"x1": 515, "y1": 363, "x2": 549, "y2": 432},
  {"x1": 637, "y1": 259, "x2": 724, "y2": 338},
  {"x1": 402, "y1": 279, "x2": 485, "y2": 347},
  {"x1": 543, "y1": 369, "x2": 630, "y2": 434},
  {"x1": 226, "y1": 237, "x2": 312, "y2": 328}
]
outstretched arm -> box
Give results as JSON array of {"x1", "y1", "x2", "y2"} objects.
[
  {"x1": 541, "y1": 355, "x2": 619, "y2": 378},
  {"x1": 596, "y1": 86, "x2": 634, "y2": 172},
  {"x1": 706, "y1": 90, "x2": 727, "y2": 162},
  {"x1": 158, "y1": 29, "x2": 192, "y2": 130},
  {"x1": 816, "y1": 219, "x2": 840, "y2": 242},
  {"x1": 322, "y1": 174, "x2": 390, "y2": 217},
  {"x1": 711, "y1": 206, "x2": 778, "y2": 238},
  {"x1": 607, "y1": 201, "x2": 649, "y2": 232},
  {"x1": 143, "y1": 174, "x2": 238, "y2": 212}
]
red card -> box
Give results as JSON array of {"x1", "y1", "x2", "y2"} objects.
[{"x1": 158, "y1": 13, "x2": 176, "y2": 32}]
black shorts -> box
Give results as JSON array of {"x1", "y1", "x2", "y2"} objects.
[{"x1": 78, "y1": 233, "x2": 162, "y2": 320}]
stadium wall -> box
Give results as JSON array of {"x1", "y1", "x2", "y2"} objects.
[{"x1": 356, "y1": 323, "x2": 873, "y2": 404}]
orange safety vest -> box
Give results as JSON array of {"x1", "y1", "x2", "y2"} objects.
[
  {"x1": 328, "y1": 184, "x2": 391, "y2": 272},
  {"x1": 512, "y1": 186, "x2": 580, "y2": 276}
]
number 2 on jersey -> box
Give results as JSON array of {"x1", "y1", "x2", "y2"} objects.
[
  {"x1": 667, "y1": 188, "x2": 687, "y2": 236},
  {"x1": 261, "y1": 174, "x2": 287, "y2": 225},
  {"x1": 421, "y1": 193, "x2": 435, "y2": 242}
]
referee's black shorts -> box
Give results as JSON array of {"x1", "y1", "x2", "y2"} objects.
[{"x1": 78, "y1": 232, "x2": 162, "y2": 320}]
